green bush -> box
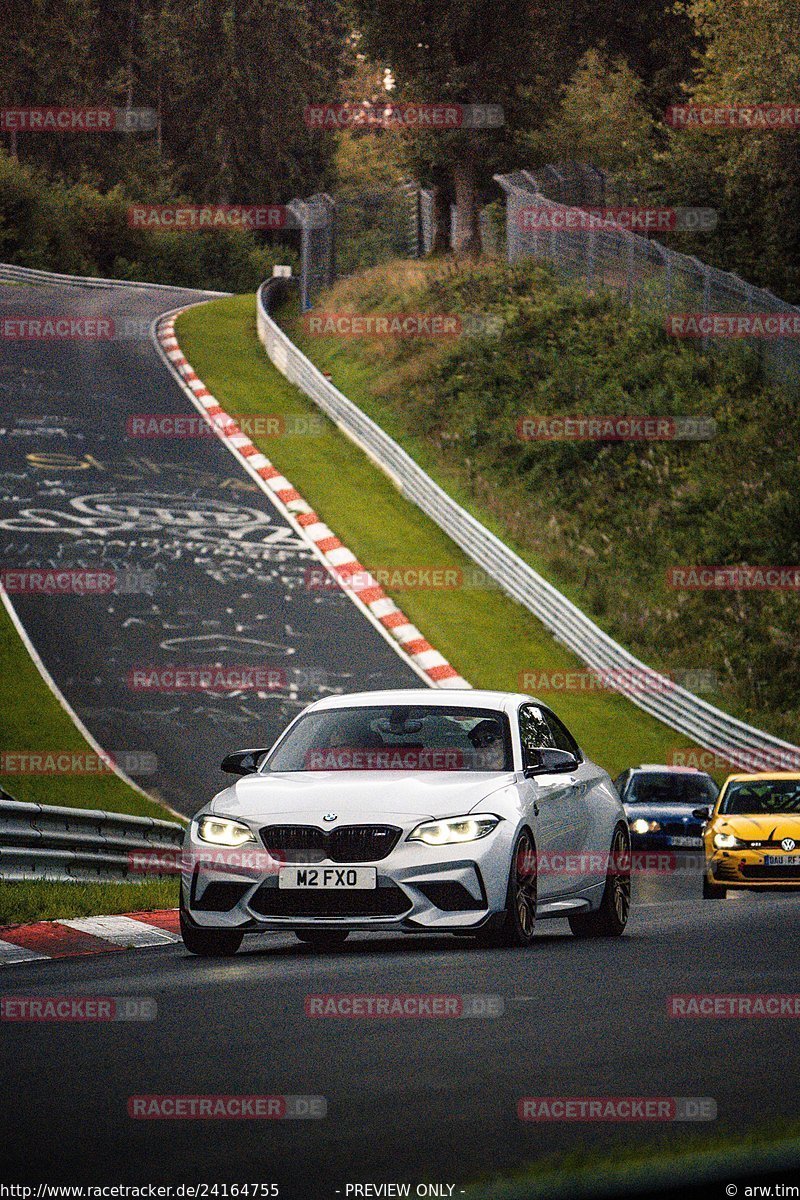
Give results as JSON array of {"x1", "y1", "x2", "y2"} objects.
[{"x1": 0, "y1": 150, "x2": 297, "y2": 291}]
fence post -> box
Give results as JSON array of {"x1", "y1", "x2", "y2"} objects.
[
  {"x1": 299, "y1": 202, "x2": 311, "y2": 312},
  {"x1": 701, "y1": 262, "x2": 711, "y2": 353},
  {"x1": 626, "y1": 234, "x2": 635, "y2": 304}
]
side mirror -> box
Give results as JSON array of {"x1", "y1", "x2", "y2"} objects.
[
  {"x1": 523, "y1": 748, "x2": 579, "y2": 777},
  {"x1": 692, "y1": 806, "x2": 712, "y2": 821},
  {"x1": 221, "y1": 748, "x2": 269, "y2": 776}
]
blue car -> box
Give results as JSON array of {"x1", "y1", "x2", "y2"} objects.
[{"x1": 613, "y1": 765, "x2": 719, "y2": 850}]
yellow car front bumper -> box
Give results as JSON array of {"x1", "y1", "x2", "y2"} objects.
[{"x1": 706, "y1": 847, "x2": 800, "y2": 888}]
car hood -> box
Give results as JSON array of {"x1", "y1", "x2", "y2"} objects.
[
  {"x1": 712, "y1": 813, "x2": 800, "y2": 839},
  {"x1": 209, "y1": 771, "x2": 516, "y2": 824}
]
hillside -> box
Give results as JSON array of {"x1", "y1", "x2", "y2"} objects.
[{"x1": 284, "y1": 257, "x2": 800, "y2": 745}]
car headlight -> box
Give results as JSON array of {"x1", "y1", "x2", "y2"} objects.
[
  {"x1": 713, "y1": 831, "x2": 743, "y2": 850},
  {"x1": 408, "y1": 814, "x2": 501, "y2": 846},
  {"x1": 196, "y1": 816, "x2": 256, "y2": 846},
  {"x1": 630, "y1": 818, "x2": 661, "y2": 835}
]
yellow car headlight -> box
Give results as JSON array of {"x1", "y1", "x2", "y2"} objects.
[{"x1": 713, "y1": 831, "x2": 743, "y2": 850}]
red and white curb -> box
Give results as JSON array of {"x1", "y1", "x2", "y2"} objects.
[
  {"x1": 155, "y1": 313, "x2": 469, "y2": 690},
  {"x1": 0, "y1": 910, "x2": 181, "y2": 965}
]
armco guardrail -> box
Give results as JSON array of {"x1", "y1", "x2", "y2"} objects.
[
  {"x1": 0, "y1": 260, "x2": 230, "y2": 296},
  {"x1": 0, "y1": 799, "x2": 185, "y2": 883},
  {"x1": 256, "y1": 276, "x2": 800, "y2": 772}
]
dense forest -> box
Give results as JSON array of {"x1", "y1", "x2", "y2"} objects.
[{"x1": 1, "y1": 0, "x2": 798, "y2": 298}]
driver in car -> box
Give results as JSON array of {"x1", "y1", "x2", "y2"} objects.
[{"x1": 468, "y1": 718, "x2": 506, "y2": 771}]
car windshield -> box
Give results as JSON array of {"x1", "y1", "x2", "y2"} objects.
[
  {"x1": 263, "y1": 704, "x2": 513, "y2": 773},
  {"x1": 719, "y1": 779, "x2": 800, "y2": 815},
  {"x1": 625, "y1": 772, "x2": 718, "y2": 805}
]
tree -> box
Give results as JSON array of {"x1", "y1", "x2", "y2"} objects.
[
  {"x1": 527, "y1": 49, "x2": 656, "y2": 179},
  {"x1": 659, "y1": 0, "x2": 800, "y2": 298},
  {"x1": 349, "y1": 0, "x2": 560, "y2": 254},
  {"x1": 162, "y1": 0, "x2": 345, "y2": 202}
]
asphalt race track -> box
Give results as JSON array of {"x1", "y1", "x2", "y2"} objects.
[
  {"x1": 2, "y1": 279, "x2": 799, "y2": 1197},
  {"x1": 0, "y1": 280, "x2": 420, "y2": 813},
  {"x1": 2, "y1": 870, "x2": 800, "y2": 1194}
]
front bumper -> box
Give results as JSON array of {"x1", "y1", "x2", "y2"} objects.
[
  {"x1": 628, "y1": 828, "x2": 704, "y2": 851},
  {"x1": 706, "y1": 847, "x2": 800, "y2": 888},
  {"x1": 182, "y1": 820, "x2": 515, "y2": 932}
]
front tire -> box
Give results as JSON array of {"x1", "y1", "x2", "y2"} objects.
[
  {"x1": 180, "y1": 908, "x2": 244, "y2": 957},
  {"x1": 480, "y1": 828, "x2": 537, "y2": 947},
  {"x1": 703, "y1": 874, "x2": 727, "y2": 899},
  {"x1": 295, "y1": 930, "x2": 349, "y2": 948},
  {"x1": 569, "y1": 824, "x2": 631, "y2": 938}
]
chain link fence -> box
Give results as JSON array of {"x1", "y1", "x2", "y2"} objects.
[
  {"x1": 495, "y1": 165, "x2": 800, "y2": 391},
  {"x1": 287, "y1": 184, "x2": 424, "y2": 309},
  {"x1": 284, "y1": 164, "x2": 799, "y2": 391}
]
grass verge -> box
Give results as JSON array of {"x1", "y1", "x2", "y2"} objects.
[
  {"x1": 175, "y1": 294, "x2": 714, "y2": 780},
  {"x1": 475, "y1": 1119, "x2": 800, "y2": 1198},
  {"x1": 0, "y1": 598, "x2": 172, "y2": 819},
  {"x1": 0, "y1": 595, "x2": 183, "y2": 926},
  {"x1": 0, "y1": 879, "x2": 178, "y2": 928}
]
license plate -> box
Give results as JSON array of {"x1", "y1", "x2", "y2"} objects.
[
  {"x1": 765, "y1": 855, "x2": 797, "y2": 866},
  {"x1": 278, "y1": 866, "x2": 377, "y2": 890},
  {"x1": 669, "y1": 836, "x2": 703, "y2": 847}
]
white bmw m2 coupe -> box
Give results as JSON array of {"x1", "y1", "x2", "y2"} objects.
[{"x1": 180, "y1": 689, "x2": 631, "y2": 954}]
